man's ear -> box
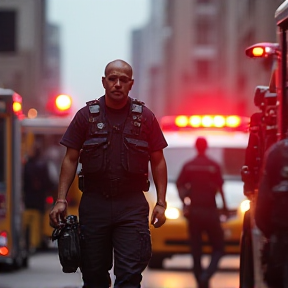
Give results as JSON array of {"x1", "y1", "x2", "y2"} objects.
[
  {"x1": 102, "y1": 77, "x2": 106, "y2": 88},
  {"x1": 129, "y1": 79, "x2": 134, "y2": 91}
]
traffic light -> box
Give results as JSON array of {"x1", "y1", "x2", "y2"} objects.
[{"x1": 46, "y1": 94, "x2": 72, "y2": 116}]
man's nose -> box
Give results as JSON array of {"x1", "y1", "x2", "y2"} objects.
[{"x1": 115, "y1": 78, "x2": 121, "y2": 87}]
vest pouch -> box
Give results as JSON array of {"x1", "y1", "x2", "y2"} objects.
[
  {"x1": 123, "y1": 137, "x2": 149, "y2": 174},
  {"x1": 81, "y1": 137, "x2": 108, "y2": 174}
]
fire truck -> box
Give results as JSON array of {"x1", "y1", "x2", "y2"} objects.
[
  {"x1": 239, "y1": 1, "x2": 288, "y2": 287},
  {"x1": 0, "y1": 88, "x2": 29, "y2": 269},
  {"x1": 0, "y1": 91, "x2": 81, "y2": 270}
]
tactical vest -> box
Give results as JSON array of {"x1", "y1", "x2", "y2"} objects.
[{"x1": 79, "y1": 96, "x2": 150, "y2": 178}]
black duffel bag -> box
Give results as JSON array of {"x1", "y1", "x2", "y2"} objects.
[{"x1": 52, "y1": 215, "x2": 81, "y2": 273}]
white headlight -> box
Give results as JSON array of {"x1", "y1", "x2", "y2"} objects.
[
  {"x1": 165, "y1": 207, "x2": 180, "y2": 219},
  {"x1": 240, "y1": 199, "x2": 250, "y2": 213}
]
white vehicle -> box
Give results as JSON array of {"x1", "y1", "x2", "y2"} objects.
[{"x1": 147, "y1": 114, "x2": 250, "y2": 269}]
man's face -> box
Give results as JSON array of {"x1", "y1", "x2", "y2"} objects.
[{"x1": 102, "y1": 63, "x2": 134, "y2": 108}]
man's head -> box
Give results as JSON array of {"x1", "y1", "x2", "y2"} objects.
[
  {"x1": 195, "y1": 137, "x2": 208, "y2": 154},
  {"x1": 102, "y1": 59, "x2": 134, "y2": 109}
]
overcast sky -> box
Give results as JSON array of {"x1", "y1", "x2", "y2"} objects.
[{"x1": 47, "y1": 0, "x2": 150, "y2": 110}]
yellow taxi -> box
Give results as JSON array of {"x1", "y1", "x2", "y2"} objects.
[{"x1": 146, "y1": 114, "x2": 250, "y2": 269}]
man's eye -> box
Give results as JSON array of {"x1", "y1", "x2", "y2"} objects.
[
  {"x1": 107, "y1": 76, "x2": 131, "y2": 83},
  {"x1": 119, "y1": 77, "x2": 130, "y2": 83},
  {"x1": 108, "y1": 77, "x2": 117, "y2": 82}
]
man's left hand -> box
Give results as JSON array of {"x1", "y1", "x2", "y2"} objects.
[{"x1": 151, "y1": 204, "x2": 166, "y2": 228}]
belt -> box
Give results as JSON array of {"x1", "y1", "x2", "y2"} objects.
[{"x1": 83, "y1": 177, "x2": 146, "y2": 197}]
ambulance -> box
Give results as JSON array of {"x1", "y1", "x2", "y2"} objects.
[{"x1": 147, "y1": 114, "x2": 250, "y2": 269}]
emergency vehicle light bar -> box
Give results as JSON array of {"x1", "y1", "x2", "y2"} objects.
[{"x1": 161, "y1": 115, "x2": 249, "y2": 131}]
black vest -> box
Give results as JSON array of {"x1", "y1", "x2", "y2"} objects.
[{"x1": 79, "y1": 96, "x2": 150, "y2": 179}]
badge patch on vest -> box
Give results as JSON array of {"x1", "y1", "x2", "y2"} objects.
[
  {"x1": 89, "y1": 104, "x2": 100, "y2": 114},
  {"x1": 97, "y1": 123, "x2": 104, "y2": 129}
]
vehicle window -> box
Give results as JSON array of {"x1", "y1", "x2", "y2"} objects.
[{"x1": 164, "y1": 147, "x2": 245, "y2": 181}]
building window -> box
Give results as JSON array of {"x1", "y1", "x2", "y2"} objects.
[
  {"x1": 0, "y1": 10, "x2": 16, "y2": 52},
  {"x1": 195, "y1": 17, "x2": 215, "y2": 45},
  {"x1": 196, "y1": 60, "x2": 211, "y2": 81}
]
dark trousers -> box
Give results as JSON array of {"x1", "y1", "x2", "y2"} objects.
[
  {"x1": 79, "y1": 188, "x2": 151, "y2": 288},
  {"x1": 187, "y1": 208, "x2": 224, "y2": 286}
]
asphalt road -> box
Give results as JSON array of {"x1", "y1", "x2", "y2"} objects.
[{"x1": 0, "y1": 251, "x2": 240, "y2": 288}]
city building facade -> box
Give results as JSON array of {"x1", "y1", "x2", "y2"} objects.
[
  {"x1": 0, "y1": 0, "x2": 60, "y2": 115},
  {"x1": 131, "y1": 0, "x2": 283, "y2": 118}
]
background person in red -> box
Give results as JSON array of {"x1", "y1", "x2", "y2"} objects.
[{"x1": 176, "y1": 137, "x2": 228, "y2": 288}]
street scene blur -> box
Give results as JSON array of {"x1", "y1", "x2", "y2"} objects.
[{"x1": 1, "y1": 0, "x2": 288, "y2": 288}]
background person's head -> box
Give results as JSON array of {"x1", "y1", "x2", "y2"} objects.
[{"x1": 195, "y1": 137, "x2": 208, "y2": 155}]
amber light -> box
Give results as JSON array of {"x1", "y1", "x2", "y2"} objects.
[
  {"x1": 27, "y1": 108, "x2": 38, "y2": 119},
  {"x1": 12, "y1": 92, "x2": 23, "y2": 117},
  {"x1": 175, "y1": 115, "x2": 189, "y2": 127},
  {"x1": 214, "y1": 115, "x2": 226, "y2": 127},
  {"x1": 189, "y1": 116, "x2": 201, "y2": 127},
  {"x1": 252, "y1": 47, "x2": 265, "y2": 57},
  {"x1": 13, "y1": 102, "x2": 22, "y2": 113},
  {"x1": 226, "y1": 116, "x2": 241, "y2": 127},
  {"x1": 202, "y1": 116, "x2": 214, "y2": 127}
]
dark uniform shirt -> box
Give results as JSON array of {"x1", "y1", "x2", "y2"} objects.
[
  {"x1": 176, "y1": 154, "x2": 224, "y2": 209},
  {"x1": 60, "y1": 96, "x2": 168, "y2": 180}
]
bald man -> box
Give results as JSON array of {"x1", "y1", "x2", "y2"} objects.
[{"x1": 49, "y1": 60, "x2": 168, "y2": 288}]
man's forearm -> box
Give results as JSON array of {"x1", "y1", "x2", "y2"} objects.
[
  {"x1": 57, "y1": 156, "x2": 78, "y2": 200},
  {"x1": 152, "y1": 158, "x2": 167, "y2": 206}
]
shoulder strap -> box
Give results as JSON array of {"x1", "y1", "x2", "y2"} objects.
[
  {"x1": 86, "y1": 99, "x2": 100, "y2": 123},
  {"x1": 127, "y1": 98, "x2": 145, "y2": 135}
]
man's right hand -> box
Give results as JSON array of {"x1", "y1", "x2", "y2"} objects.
[{"x1": 49, "y1": 202, "x2": 67, "y2": 228}]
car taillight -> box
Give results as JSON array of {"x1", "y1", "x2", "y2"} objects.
[{"x1": 0, "y1": 231, "x2": 9, "y2": 256}]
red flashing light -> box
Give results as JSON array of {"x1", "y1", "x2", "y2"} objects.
[
  {"x1": 161, "y1": 115, "x2": 249, "y2": 132},
  {"x1": 46, "y1": 94, "x2": 72, "y2": 116},
  {"x1": 55, "y1": 94, "x2": 72, "y2": 111},
  {"x1": 0, "y1": 231, "x2": 7, "y2": 238},
  {"x1": 45, "y1": 196, "x2": 54, "y2": 205},
  {"x1": 0, "y1": 247, "x2": 9, "y2": 256},
  {"x1": 0, "y1": 230, "x2": 8, "y2": 256}
]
